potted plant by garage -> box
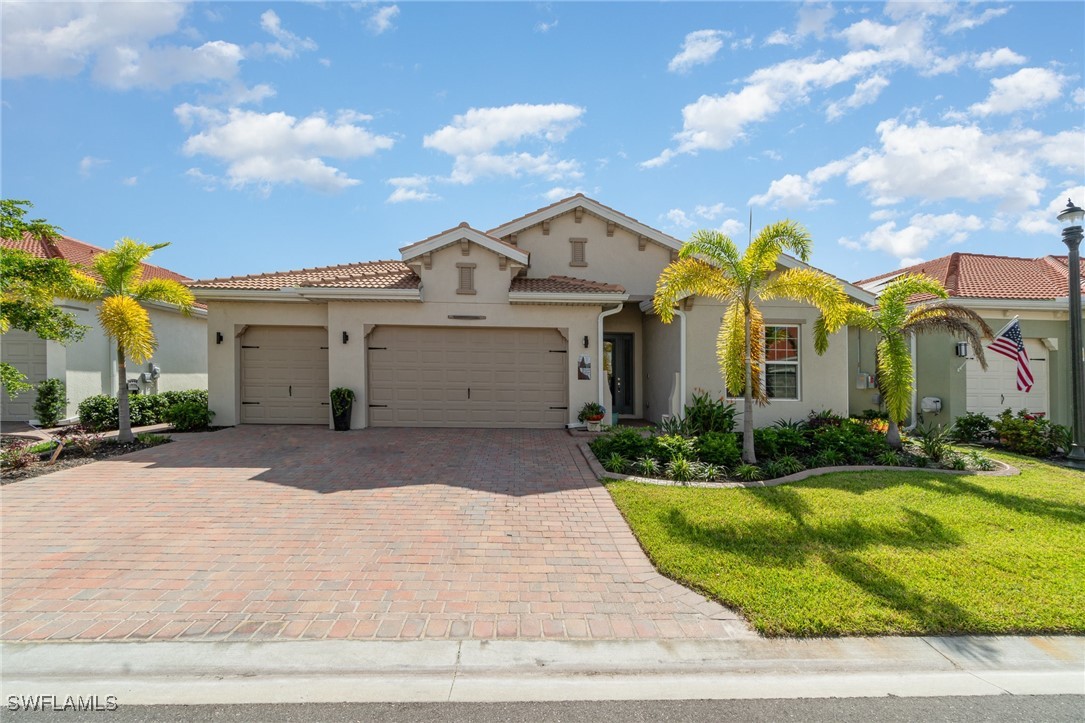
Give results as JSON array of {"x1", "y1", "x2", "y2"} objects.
[
  {"x1": 578, "y1": 401, "x2": 607, "y2": 432},
  {"x1": 330, "y1": 387, "x2": 355, "y2": 431}
]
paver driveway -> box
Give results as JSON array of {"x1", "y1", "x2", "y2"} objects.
[{"x1": 2, "y1": 427, "x2": 752, "y2": 642}]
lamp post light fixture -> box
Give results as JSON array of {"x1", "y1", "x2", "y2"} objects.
[{"x1": 1057, "y1": 198, "x2": 1085, "y2": 466}]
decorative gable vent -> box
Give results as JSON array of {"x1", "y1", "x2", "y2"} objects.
[
  {"x1": 457, "y1": 263, "x2": 476, "y2": 295},
  {"x1": 570, "y1": 238, "x2": 587, "y2": 267}
]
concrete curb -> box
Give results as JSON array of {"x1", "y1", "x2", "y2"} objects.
[
  {"x1": 2, "y1": 636, "x2": 1081, "y2": 704},
  {"x1": 579, "y1": 442, "x2": 1019, "y2": 489}
]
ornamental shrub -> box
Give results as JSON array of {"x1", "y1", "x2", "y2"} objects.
[
  {"x1": 683, "y1": 391, "x2": 738, "y2": 435},
  {"x1": 992, "y1": 409, "x2": 1057, "y2": 457},
  {"x1": 33, "y1": 378, "x2": 67, "y2": 427},
  {"x1": 78, "y1": 394, "x2": 118, "y2": 431},
  {"x1": 694, "y1": 432, "x2": 741, "y2": 469},
  {"x1": 78, "y1": 390, "x2": 209, "y2": 431},
  {"x1": 163, "y1": 400, "x2": 215, "y2": 432},
  {"x1": 952, "y1": 412, "x2": 994, "y2": 443},
  {"x1": 589, "y1": 427, "x2": 653, "y2": 462}
]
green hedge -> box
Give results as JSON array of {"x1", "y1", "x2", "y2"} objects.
[{"x1": 78, "y1": 390, "x2": 209, "y2": 431}]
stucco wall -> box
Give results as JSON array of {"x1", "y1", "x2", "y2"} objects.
[
  {"x1": 848, "y1": 325, "x2": 882, "y2": 417},
  {"x1": 511, "y1": 212, "x2": 673, "y2": 297},
  {"x1": 415, "y1": 242, "x2": 519, "y2": 304},
  {"x1": 642, "y1": 312, "x2": 681, "y2": 424},
  {"x1": 684, "y1": 297, "x2": 850, "y2": 428}
]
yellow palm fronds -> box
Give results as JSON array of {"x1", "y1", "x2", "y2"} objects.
[
  {"x1": 133, "y1": 278, "x2": 195, "y2": 315},
  {"x1": 98, "y1": 295, "x2": 155, "y2": 363}
]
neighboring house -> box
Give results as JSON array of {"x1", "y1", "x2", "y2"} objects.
[
  {"x1": 855, "y1": 253, "x2": 1081, "y2": 428},
  {"x1": 0, "y1": 233, "x2": 208, "y2": 423},
  {"x1": 191, "y1": 194, "x2": 874, "y2": 430}
]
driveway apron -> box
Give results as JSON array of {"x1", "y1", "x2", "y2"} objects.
[{"x1": 1, "y1": 427, "x2": 752, "y2": 642}]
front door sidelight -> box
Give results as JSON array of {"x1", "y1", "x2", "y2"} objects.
[{"x1": 604, "y1": 332, "x2": 635, "y2": 416}]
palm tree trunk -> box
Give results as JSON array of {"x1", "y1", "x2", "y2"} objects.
[
  {"x1": 743, "y1": 310, "x2": 756, "y2": 464},
  {"x1": 886, "y1": 418, "x2": 902, "y2": 450},
  {"x1": 116, "y1": 345, "x2": 133, "y2": 443}
]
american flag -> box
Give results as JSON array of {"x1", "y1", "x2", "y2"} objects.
[{"x1": 987, "y1": 319, "x2": 1034, "y2": 392}]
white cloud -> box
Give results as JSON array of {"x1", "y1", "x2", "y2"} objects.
[
  {"x1": 645, "y1": 13, "x2": 956, "y2": 166},
  {"x1": 368, "y1": 5, "x2": 399, "y2": 35},
  {"x1": 749, "y1": 173, "x2": 829, "y2": 209},
  {"x1": 899, "y1": 257, "x2": 924, "y2": 267},
  {"x1": 535, "y1": 20, "x2": 559, "y2": 33},
  {"x1": 387, "y1": 176, "x2": 439, "y2": 203},
  {"x1": 718, "y1": 218, "x2": 745, "y2": 237},
  {"x1": 838, "y1": 237, "x2": 863, "y2": 251},
  {"x1": 1017, "y1": 185, "x2": 1085, "y2": 235},
  {"x1": 862, "y1": 212, "x2": 983, "y2": 259},
  {"x1": 969, "y1": 67, "x2": 1066, "y2": 116},
  {"x1": 543, "y1": 186, "x2": 583, "y2": 202},
  {"x1": 176, "y1": 105, "x2": 394, "y2": 192},
  {"x1": 694, "y1": 202, "x2": 728, "y2": 220},
  {"x1": 668, "y1": 29, "x2": 726, "y2": 73},
  {"x1": 665, "y1": 209, "x2": 695, "y2": 228},
  {"x1": 764, "y1": 29, "x2": 794, "y2": 46},
  {"x1": 258, "y1": 9, "x2": 316, "y2": 59},
  {"x1": 1, "y1": 2, "x2": 246, "y2": 90},
  {"x1": 869, "y1": 209, "x2": 898, "y2": 221},
  {"x1": 121, "y1": 176, "x2": 138, "y2": 186},
  {"x1": 796, "y1": 1, "x2": 835, "y2": 39},
  {"x1": 942, "y1": 5, "x2": 1010, "y2": 34},
  {"x1": 79, "y1": 156, "x2": 107, "y2": 177},
  {"x1": 973, "y1": 47, "x2": 1026, "y2": 70},
  {"x1": 1074, "y1": 88, "x2": 1085, "y2": 105},
  {"x1": 825, "y1": 74, "x2": 889, "y2": 120},
  {"x1": 202, "y1": 82, "x2": 277, "y2": 107}
]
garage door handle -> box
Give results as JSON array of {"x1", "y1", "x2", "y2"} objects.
[
  {"x1": 1001, "y1": 394, "x2": 1004, "y2": 405},
  {"x1": 369, "y1": 404, "x2": 388, "y2": 408},
  {"x1": 289, "y1": 385, "x2": 292, "y2": 396},
  {"x1": 468, "y1": 387, "x2": 470, "y2": 399},
  {"x1": 242, "y1": 402, "x2": 260, "y2": 405}
]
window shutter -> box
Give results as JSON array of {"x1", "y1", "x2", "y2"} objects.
[
  {"x1": 456, "y1": 264, "x2": 476, "y2": 294},
  {"x1": 570, "y1": 238, "x2": 587, "y2": 267}
]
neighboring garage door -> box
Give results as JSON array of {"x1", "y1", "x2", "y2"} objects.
[
  {"x1": 368, "y1": 326, "x2": 568, "y2": 428},
  {"x1": 241, "y1": 326, "x2": 329, "y2": 425},
  {"x1": 1, "y1": 329, "x2": 48, "y2": 422},
  {"x1": 966, "y1": 338, "x2": 1049, "y2": 417}
]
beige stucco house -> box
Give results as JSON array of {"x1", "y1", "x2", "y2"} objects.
[
  {"x1": 0, "y1": 234, "x2": 208, "y2": 423},
  {"x1": 191, "y1": 195, "x2": 874, "y2": 430}
]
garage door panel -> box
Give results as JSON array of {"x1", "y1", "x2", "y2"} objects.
[
  {"x1": 368, "y1": 326, "x2": 568, "y2": 428},
  {"x1": 966, "y1": 338, "x2": 1048, "y2": 418},
  {"x1": 1, "y1": 330, "x2": 48, "y2": 422},
  {"x1": 241, "y1": 326, "x2": 328, "y2": 425}
]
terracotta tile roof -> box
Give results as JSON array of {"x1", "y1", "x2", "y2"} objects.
[
  {"x1": 510, "y1": 275, "x2": 625, "y2": 294},
  {"x1": 399, "y1": 222, "x2": 523, "y2": 256},
  {"x1": 855, "y1": 252, "x2": 1083, "y2": 301},
  {"x1": 191, "y1": 260, "x2": 419, "y2": 290},
  {"x1": 3, "y1": 232, "x2": 193, "y2": 284},
  {"x1": 2, "y1": 232, "x2": 204, "y2": 310}
]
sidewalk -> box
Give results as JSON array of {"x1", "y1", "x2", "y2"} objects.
[{"x1": 2, "y1": 636, "x2": 1081, "y2": 705}]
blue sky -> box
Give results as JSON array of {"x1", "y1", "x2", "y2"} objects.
[{"x1": 2, "y1": 1, "x2": 1082, "y2": 283}]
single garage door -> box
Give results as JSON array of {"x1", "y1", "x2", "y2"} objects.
[
  {"x1": 1, "y1": 329, "x2": 48, "y2": 422},
  {"x1": 966, "y1": 338, "x2": 1048, "y2": 417},
  {"x1": 368, "y1": 326, "x2": 568, "y2": 428},
  {"x1": 241, "y1": 326, "x2": 329, "y2": 424}
]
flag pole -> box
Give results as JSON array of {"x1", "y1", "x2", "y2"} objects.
[{"x1": 990, "y1": 315, "x2": 1019, "y2": 340}]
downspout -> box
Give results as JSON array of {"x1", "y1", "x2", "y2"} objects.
[
  {"x1": 672, "y1": 307, "x2": 687, "y2": 417},
  {"x1": 597, "y1": 303, "x2": 624, "y2": 407},
  {"x1": 903, "y1": 333, "x2": 918, "y2": 431}
]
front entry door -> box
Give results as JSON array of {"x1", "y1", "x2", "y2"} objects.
[{"x1": 604, "y1": 333, "x2": 634, "y2": 415}]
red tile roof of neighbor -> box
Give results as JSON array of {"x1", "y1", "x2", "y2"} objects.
[
  {"x1": 2, "y1": 232, "x2": 205, "y2": 309},
  {"x1": 856, "y1": 252, "x2": 1083, "y2": 301},
  {"x1": 191, "y1": 260, "x2": 421, "y2": 290}
]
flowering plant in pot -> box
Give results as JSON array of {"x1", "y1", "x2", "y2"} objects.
[
  {"x1": 330, "y1": 387, "x2": 355, "y2": 431},
  {"x1": 578, "y1": 401, "x2": 607, "y2": 431}
]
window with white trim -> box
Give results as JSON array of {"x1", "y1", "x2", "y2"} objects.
[
  {"x1": 764, "y1": 325, "x2": 800, "y2": 400},
  {"x1": 456, "y1": 263, "x2": 476, "y2": 295}
]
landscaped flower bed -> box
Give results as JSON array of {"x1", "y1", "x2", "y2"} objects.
[{"x1": 588, "y1": 394, "x2": 1003, "y2": 484}]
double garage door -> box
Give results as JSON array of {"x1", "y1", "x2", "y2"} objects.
[
  {"x1": 0, "y1": 329, "x2": 48, "y2": 422},
  {"x1": 368, "y1": 326, "x2": 568, "y2": 428},
  {"x1": 239, "y1": 325, "x2": 568, "y2": 428}
]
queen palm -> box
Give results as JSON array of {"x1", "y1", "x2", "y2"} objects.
[
  {"x1": 85, "y1": 238, "x2": 195, "y2": 443},
  {"x1": 846, "y1": 273, "x2": 992, "y2": 449},
  {"x1": 654, "y1": 222, "x2": 849, "y2": 464}
]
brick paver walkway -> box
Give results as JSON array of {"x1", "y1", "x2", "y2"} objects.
[{"x1": 1, "y1": 426, "x2": 752, "y2": 642}]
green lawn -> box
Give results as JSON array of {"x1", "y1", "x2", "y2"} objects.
[{"x1": 605, "y1": 451, "x2": 1085, "y2": 637}]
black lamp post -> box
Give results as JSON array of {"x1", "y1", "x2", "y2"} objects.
[{"x1": 1057, "y1": 198, "x2": 1085, "y2": 465}]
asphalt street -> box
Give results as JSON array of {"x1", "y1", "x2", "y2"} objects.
[{"x1": 6, "y1": 696, "x2": 1083, "y2": 722}]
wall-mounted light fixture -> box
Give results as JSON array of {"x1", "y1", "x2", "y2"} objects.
[
  {"x1": 342, "y1": 331, "x2": 350, "y2": 344},
  {"x1": 954, "y1": 341, "x2": 968, "y2": 358},
  {"x1": 583, "y1": 335, "x2": 590, "y2": 348},
  {"x1": 215, "y1": 332, "x2": 223, "y2": 344}
]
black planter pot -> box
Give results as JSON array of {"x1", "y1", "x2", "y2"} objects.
[{"x1": 332, "y1": 403, "x2": 352, "y2": 431}]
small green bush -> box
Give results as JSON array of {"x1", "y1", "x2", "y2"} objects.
[
  {"x1": 876, "y1": 450, "x2": 902, "y2": 466},
  {"x1": 914, "y1": 425, "x2": 953, "y2": 463},
  {"x1": 78, "y1": 394, "x2": 118, "y2": 431},
  {"x1": 590, "y1": 427, "x2": 653, "y2": 462},
  {"x1": 602, "y1": 452, "x2": 628, "y2": 474},
  {"x1": 695, "y1": 462, "x2": 723, "y2": 481},
  {"x1": 135, "y1": 432, "x2": 171, "y2": 446},
  {"x1": 0, "y1": 438, "x2": 36, "y2": 470},
  {"x1": 952, "y1": 411, "x2": 994, "y2": 443},
  {"x1": 807, "y1": 420, "x2": 888, "y2": 464},
  {"x1": 992, "y1": 409, "x2": 1057, "y2": 457},
  {"x1": 78, "y1": 390, "x2": 209, "y2": 431},
  {"x1": 666, "y1": 455, "x2": 696, "y2": 483},
  {"x1": 683, "y1": 391, "x2": 738, "y2": 435},
  {"x1": 656, "y1": 415, "x2": 694, "y2": 436},
  {"x1": 163, "y1": 400, "x2": 215, "y2": 432},
  {"x1": 33, "y1": 378, "x2": 67, "y2": 427},
  {"x1": 654, "y1": 434, "x2": 696, "y2": 461},
  {"x1": 754, "y1": 426, "x2": 809, "y2": 460},
  {"x1": 810, "y1": 450, "x2": 847, "y2": 468},
  {"x1": 965, "y1": 450, "x2": 997, "y2": 471},
  {"x1": 733, "y1": 463, "x2": 763, "y2": 481},
  {"x1": 694, "y1": 431, "x2": 741, "y2": 468},
  {"x1": 634, "y1": 456, "x2": 660, "y2": 477}
]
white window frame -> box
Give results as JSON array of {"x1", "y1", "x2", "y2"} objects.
[{"x1": 723, "y1": 322, "x2": 802, "y2": 402}]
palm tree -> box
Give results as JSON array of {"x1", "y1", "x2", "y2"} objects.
[
  {"x1": 654, "y1": 222, "x2": 850, "y2": 464},
  {"x1": 846, "y1": 273, "x2": 992, "y2": 449},
  {"x1": 84, "y1": 239, "x2": 194, "y2": 442}
]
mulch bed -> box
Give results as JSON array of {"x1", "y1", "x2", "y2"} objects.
[{"x1": 0, "y1": 438, "x2": 171, "y2": 485}]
